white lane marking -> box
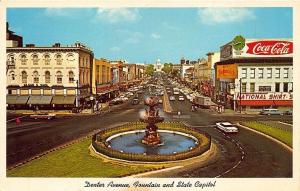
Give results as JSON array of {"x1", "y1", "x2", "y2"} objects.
[{"x1": 215, "y1": 133, "x2": 245, "y2": 178}]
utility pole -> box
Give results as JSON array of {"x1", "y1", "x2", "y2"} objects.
[{"x1": 239, "y1": 78, "x2": 242, "y2": 113}]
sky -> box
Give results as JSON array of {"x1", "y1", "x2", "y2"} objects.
[{"x1": 7, "y1": 8, "x2": 292, "y2": 64}]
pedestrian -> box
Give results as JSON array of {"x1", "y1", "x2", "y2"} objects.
[{"x1": 16, "y1": 117, "x2": 21, "y2": 125}]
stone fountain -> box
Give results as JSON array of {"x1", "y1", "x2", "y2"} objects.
[{"x1": 139, "y1": 96, "x2": 164, "y2": 146}]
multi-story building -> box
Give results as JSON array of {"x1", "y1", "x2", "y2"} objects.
[
  {"x1": 92, "y1": 58, "x2": 111, "y2": 94},
  {"x1": 154, "y1": 59, "x2": 162, "y2": 72},
  {"x1": 215, "y1": 35, "x2": 293, "y2": 111},
  {"x1": 6, "y1": 42, "x2": 94, "y2": 109},
  {"x1": 6, "y1": 22, "x2": 23, "y2": 48}
]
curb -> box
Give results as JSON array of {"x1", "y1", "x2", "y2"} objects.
[{"x1": 237, "y1": 123, "x2": 292, "y2": 152}]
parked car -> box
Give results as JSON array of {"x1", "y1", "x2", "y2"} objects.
[
  {"x1": 169, "y1": 96, "x2": 176, "y2": 101},
  {"x1": 259, "y1": 108, "x2": 284, "y2": 115},
  {"x1": 178, "y1": 96, "x2": 185, "y2": 101},
  {"x1": 216, "y1": 122, "x2": 238, "y2": 133},
  {"x1": 284, "y1": 110, "x2": 293, "y2": 115},
  {"x1": 131, "y1": 98, "x2": 139, "y2": 105},
  {"x1": 158, "y1": 99, "x2": 163, "y2": 104},
  {"x1": 30, "y1": 113, "x2": 56, "y2": 120}
]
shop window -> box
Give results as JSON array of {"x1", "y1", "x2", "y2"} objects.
[
  {"x1": 283, "y1": 83, "x2": 288, "y2": 92},
  {"x1": 258, "y1": 68, "x2": 263, "y2": 79},
  {"x1": 250, "y1": 83, "x2": 255, "y2": 92},
  {"x1": 275, "y1": 68, "x2": 280, "y2": 79},
  {"x1": 250, "y1": 68, "x2": 255, "y2": 79},
  {"x1": 283, "y1": 68, "x2": 289, "y2": 78},
  {"x1": 241, "y1": 68, "x2": 247, "y2": 79},
  {"x1": 275, "y1": 83, "x2": 280, "y2": 92},
  {"x1": 267, "y1": 68, "x2": 272, "y2": 78}
]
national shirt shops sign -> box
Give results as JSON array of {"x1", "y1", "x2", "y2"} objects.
[
  {"x1": 235, "y1": 92, "x2": 293, "y2": 100},
  {"x1": 220, "y1": 35, "x2": 293, "y2": 60},
  {"x1": 234, "y1": 92, "x2": 293, "y2": 106}
]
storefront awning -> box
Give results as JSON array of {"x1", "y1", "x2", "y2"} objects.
[
  {"x1": 15, "y1": 96, "x2": 29, "y2": 104},
  {"x1": 63, "y1": 96, "x2": 75, "y2": 105},
  {"x1": 7, "y1": 95, "x2": 18, "y2": 104},
  {"x1": 40, "y1": 96, "x2": 53, "y2": 104},
  {"x1": 237, "y1": 100, "x2": 293, "y2": 106},
  {"x1": 27, "y1": 96, "x2": 53, "y2": 105},
  {"x1": 51, "y1": 96, "x2": 65, "y2": 104}
]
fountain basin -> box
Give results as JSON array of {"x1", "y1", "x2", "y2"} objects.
[
  {"x1": 92, "y1": 122, "x2": 212, "y2": 162},
  {"x1": 106, "y1": 130, "x2": 198, "y2": 155}
]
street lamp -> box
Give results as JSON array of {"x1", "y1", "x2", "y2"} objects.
[{"x1": 76, "y1": 80, "x2": 79, "y2": 108}]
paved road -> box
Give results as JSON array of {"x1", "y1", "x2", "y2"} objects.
[
  {"x1": 7, "y1": 87, "x2": 293, "y2": 177},
  {"x1": 161, "y1": 90, "x2": 293, "y2": 177}
]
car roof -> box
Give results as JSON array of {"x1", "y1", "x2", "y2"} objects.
[{"x1": 221, "y1": 122, "x2": 232, "y2": 125}]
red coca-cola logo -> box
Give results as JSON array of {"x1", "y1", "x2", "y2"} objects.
[{"x1": 246, "y1": 40, "x2": 293, "y2": 55}]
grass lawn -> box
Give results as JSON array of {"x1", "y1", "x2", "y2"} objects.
[
  {"x1": 239, "y1": 121, "x2": 292, "y2": 148},
  {"x1": 7, "y1": 138, "x2": 163, "y2": 177}
]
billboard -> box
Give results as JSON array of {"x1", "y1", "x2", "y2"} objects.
[
  {"x1": 220, "y1": 35, "x2": 293, "y2": 60},
  {"x1": 216, "y1": 64, "x2": 237, "y2": 79}
]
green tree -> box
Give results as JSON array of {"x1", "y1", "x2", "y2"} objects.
[
  {"x1": 145, "y1": 64, "x2": 154, "y2": 76},
  {"x1": 162, "y1": 63, "x2": 172, "y2": 74}
]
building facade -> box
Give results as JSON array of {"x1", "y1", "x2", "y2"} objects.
[
  {"x1": 215, "y1": 35, "x2": 293, "y2": 111},
  {"x1": 154, "y1": 59, "x2": 162, "y2": 72},
  {"x1": 6, "y1": 42, "x2": 94, "y2": 109},
  {"x1": 93, "y1": 58, "x2": 111, "y2": 94}
]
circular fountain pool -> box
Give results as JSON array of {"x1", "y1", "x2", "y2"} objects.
[{"x1": 106, "y1": 130, "x2": 198, "y2": 155}]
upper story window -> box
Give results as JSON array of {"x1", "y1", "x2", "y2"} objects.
[
  {"x1": 258, "y1": 68, "x2": 263, "y2": 79},
  {"x1": 56, "y1": 54, "x2": 62, "y2": 65},
  {"x1": 275, "y1": 68, "x2": 280, "y2": 79},
  {"x1": 267, "y1": 68, "x2": 272, "y2": 78},
  {"x1": 9, "y1": 71, "x2": 15, "y2": 81},
  {"x1": 20, "y1": 54, "x2": 27, "y2": 65},
  {"x1": 44, "y1": 54, "x2": 50, "y2": 65},
  {"x1": 56, "y1": 71, "x2": 62, "y2": 84},
  {"x1": 21, "y1": 71, "x2": 27, "y2": 83},
  {"x1": 250, "y1": 68, "x2": 255, "y2": 79},
  {"x1": 33, "y1": 71, "x2": 39, "y2": 83},
  {"x1": 283, "y1": 68, "x2": 289, "y2": 78},
  {"x1": 241, "y1": 68, "x2": 247, "y2": 79},
  {"x1": 45, "y1": 71, "x2": 51, "y2": 83},
  {"x1": 69, "y1": 71, "x2": 74, "y2": 83},
  {"x1": 32, "y1": 54, "x2": 39, "y2": 65}
]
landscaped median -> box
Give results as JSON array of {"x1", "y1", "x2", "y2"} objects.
[
  {"x1": 238, "y1": 121, "x2": 292, "y2": 148},
  {"x1": 7, "y1": 137, "x2": 164, "y2": 177}
]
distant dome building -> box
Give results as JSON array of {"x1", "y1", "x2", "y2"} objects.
[{"x1": 154, "y1": 59, "x2": 162, "y2": 72}]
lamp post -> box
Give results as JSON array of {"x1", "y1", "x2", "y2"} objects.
[{"x1": 76, "y1": 80, "x2": 79, "y2": 108}]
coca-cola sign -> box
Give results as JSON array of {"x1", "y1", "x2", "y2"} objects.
[{"x1": 246, "y1": 40, "x2": 293, "y2": 55}]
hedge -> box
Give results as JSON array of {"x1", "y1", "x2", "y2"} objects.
[{"x1": 92, "y1": 122, "x2": 211, "y2": 162}]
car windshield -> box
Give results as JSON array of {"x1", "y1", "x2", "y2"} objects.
[{"x1": 222, "y1": 123, "x2": 233, "y2": 127}]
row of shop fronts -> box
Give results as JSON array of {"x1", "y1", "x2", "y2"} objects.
[{"x1": 6, "y1": 79, "x2": 142, "y2": 110}]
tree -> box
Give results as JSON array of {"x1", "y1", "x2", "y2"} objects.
[
  {"x1": 162, "y1": 63, "x2": 172, "y2": 74},
  {"x1": 171, "y1": 68, "x2": 179, "y2": 78},
  {"x1": 145, "y1": 64, "x2": 154, "y2": 76}
]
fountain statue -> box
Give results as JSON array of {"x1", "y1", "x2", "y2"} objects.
[{"x1": 140, "y1": 96, "x2": 164, "y2": 145}]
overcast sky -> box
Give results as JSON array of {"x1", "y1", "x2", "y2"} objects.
[{"x1": 7, "y1": 8, "x2": 292, "y2": 64}]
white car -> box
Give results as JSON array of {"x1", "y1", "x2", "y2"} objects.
[
  {"x1": 216, "y1": 122, "x2": 238, "y2": 133},
  {"x1": 178, "y1": 96, "x2": 185, "y2": 101},
  {"x1": 169, "y1": 96, "x2": 176, "y2": 101}
]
